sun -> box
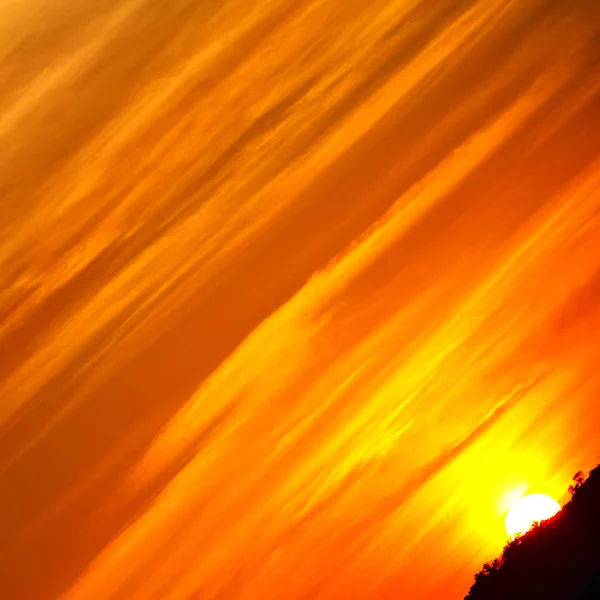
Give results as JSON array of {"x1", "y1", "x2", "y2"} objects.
[{"x1": 505, "y1": 493, "x2": 561, "y2": 538}]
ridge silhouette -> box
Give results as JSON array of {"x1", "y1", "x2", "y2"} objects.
[{"x1": 465, "y1": 464, "x2": 600, "y2": 599}]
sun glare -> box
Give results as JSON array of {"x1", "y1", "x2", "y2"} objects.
[{"x1": 505, "y1": 493, "x2": 561, "y2": 538}]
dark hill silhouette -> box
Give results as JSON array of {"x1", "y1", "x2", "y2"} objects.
[{"x1": 465, "y1": 464, "x2": 600, "y2": 599}]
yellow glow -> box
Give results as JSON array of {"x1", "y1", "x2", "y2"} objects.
[{"x1": 505, "y1": 493, "x2": 561, "y2": 538}]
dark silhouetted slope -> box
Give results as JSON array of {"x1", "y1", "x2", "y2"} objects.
[{"x1": 466, "y1": 464, "x2": 600, "y2": 599}]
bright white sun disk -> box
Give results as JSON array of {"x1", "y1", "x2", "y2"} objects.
[{"x1": 505, "y1": 493, "x2": 561, "y2": 538}]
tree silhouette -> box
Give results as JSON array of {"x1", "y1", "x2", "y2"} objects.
[
  {"x1": 569, "y1": 470, "x2": 587, "y2": 496},
  {"x1": 465, "y1": 464, "x2": 600, "y2": 599}
]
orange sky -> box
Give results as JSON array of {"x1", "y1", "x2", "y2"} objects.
[{"x1": 1, "y1": 1, "x2": 600, "y2": 599}]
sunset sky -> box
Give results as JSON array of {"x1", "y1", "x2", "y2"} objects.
[{"x1": 1, "y1": 0, "x2": 600, "y2": 598}]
